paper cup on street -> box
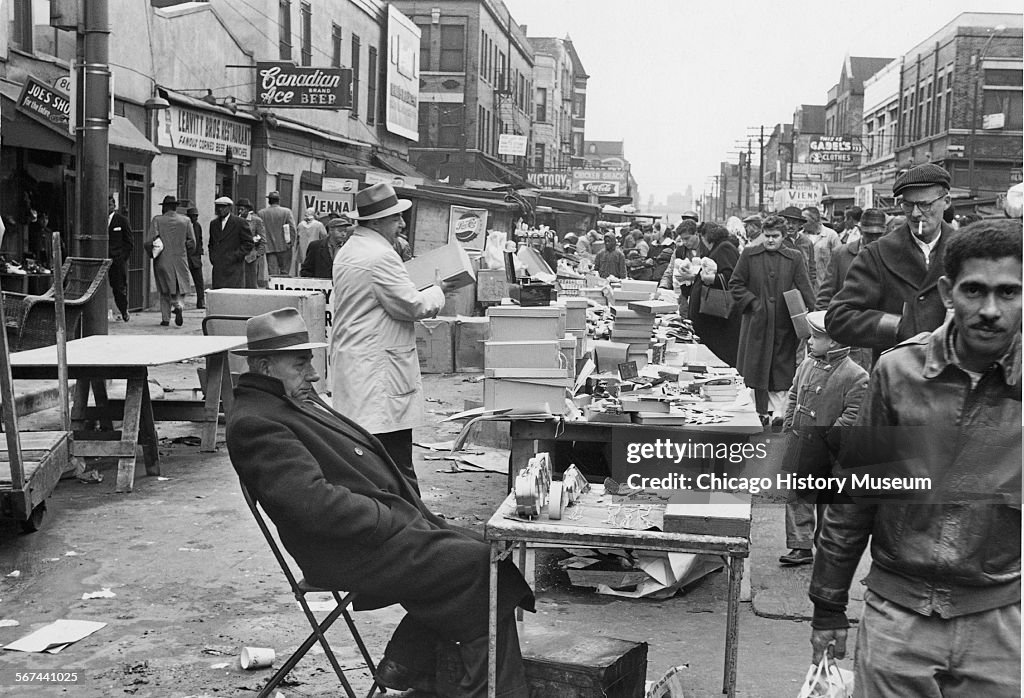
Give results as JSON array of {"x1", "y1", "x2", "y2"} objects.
[{"x1": 240, "y1": 646, "x2": 275, "y2": 670}]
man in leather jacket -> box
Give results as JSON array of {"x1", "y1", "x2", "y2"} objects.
[{"x1": 809, "y1": 220, "x2": 1022, "y2": 696}]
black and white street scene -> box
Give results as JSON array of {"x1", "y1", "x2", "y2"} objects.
[{"x1": 0, "y1": 1, "x2": 1021, "y2": 696}]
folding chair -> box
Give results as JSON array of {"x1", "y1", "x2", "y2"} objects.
[{"x1": 239, "y1": 481, "x2": 382, "y2": 698}]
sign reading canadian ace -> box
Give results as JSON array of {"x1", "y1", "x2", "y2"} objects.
[{"x1": 256, "y1": 63, "x2": 352, "y2": 109}]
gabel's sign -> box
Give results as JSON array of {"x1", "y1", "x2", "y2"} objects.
[{"x1": 256, "y1": 63, "x2": 352, "y2": 109}]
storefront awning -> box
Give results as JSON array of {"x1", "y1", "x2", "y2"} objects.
[
  {"x1": 109, "y1": 116, "x2": 160, "y2": 156},
  {"x1": 373, "y1": 152, "x2": 428, "y2": 179}
]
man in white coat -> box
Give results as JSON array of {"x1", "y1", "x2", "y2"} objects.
[{"x1": 331, "y1": 183, "x2": 452, "y2": 492}]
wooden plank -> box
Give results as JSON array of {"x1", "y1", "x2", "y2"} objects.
[
  {"x1": 101, "y1": 400, "x2": 207, "y2": 422},
  {"x1": 0, "y1": 460, "x2": 42, "y2": 485},
  {"x1": 71, "y1": 441, "x2": 137, "y2": 458},
  {"x1": 140, "y1": 380, "x2": 160, "y2": 476},
  {"x1": 10, "y1": 335, "x2": 246, "y2": 368},
  {"x1": 115, "y1": 378, "x2": 145, "y2": 493}
]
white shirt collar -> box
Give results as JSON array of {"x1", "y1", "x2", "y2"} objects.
[{"x1": 911, "y1": 228, "x2": 942, "y2": 265}]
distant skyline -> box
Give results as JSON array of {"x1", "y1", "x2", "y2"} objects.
[{"x1": 507, "y1": 0, "x2": 1023, "y2": 204}]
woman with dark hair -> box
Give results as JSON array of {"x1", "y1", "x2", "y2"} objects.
[{"x1": 690, "y1": 223, "x2": 742, "y2": 367}]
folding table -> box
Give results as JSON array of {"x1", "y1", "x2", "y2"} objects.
[{"x1": 10, "y1": 335, "x2": 246, "y2": 493}]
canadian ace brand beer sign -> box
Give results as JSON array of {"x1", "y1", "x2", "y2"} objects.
[{"x1": 256, "y1": 63, "x2": 352, "y2": 109}]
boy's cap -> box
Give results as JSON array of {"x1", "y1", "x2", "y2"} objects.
[{"x1": 806, "y1": 311, "x2": 827, "y2": 335}]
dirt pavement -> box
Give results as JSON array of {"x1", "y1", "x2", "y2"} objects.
[{"x1": 0, "y1": 308, "x2": 857, "y2": 697}]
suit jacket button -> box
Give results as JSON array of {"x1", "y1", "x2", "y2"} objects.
[{"x1": 354, "y1": 447, "x2": 364, "y2": 456}]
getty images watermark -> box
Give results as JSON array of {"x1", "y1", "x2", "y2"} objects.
[{"x1": 622, "y1": 438, "x2": 934, "y2": 495}]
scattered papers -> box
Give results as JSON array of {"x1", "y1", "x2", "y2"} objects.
[
  {"x1": 4, "y1": 619, "x2": 106, "y2": 653},
  {"x1": 81, "y1": 588, "x2": 116, "y2": 600},
  {"x1": 6, "y1": 571, "x2": 20, "y2": 578},
  {"x1": 210, "y1": 662, "x2": 229, "y2": 670},
  {"x1": 64, "y1": 551, "x2": 79, "y2": 557},
  {"x1": 0, "y1": 619, "x2": 20, "y2": 628}
]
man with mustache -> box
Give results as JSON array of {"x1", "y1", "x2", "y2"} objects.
[{"x1": 809, "y1": 219, "x2": 1022, "y2": 696}]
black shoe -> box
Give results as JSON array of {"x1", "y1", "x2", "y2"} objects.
[
  {"x1": 770, "y1": 417, "x2": 785, "y2": 434},
  {"x1": 374, "y1": 658, "x2": 437, "y2": 693},
  {"x1": 196, "y1": 303, "x2": 205, "y2": 310},
  {"x1": 121, "y1": 310, "x2": 130, "y2": 322},
  {"x1": 779, "y1": 548, "x2": 814, "y2": 566},
  {"x1": 159, "y1": 320, "x2": 169, "y2": 327},
  {"x1": 173, "y1": 307, "x2": 183, "y2": 326}
]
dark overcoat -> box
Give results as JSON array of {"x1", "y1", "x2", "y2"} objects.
[
  {"x1": 208, "y1": 214, "x2": 253, "y2": 289},
  {"x1": 299, "y1": 238, "x2": 336, "y2": 279},
  {"x1": 814, "y1": 238, "x2": 862, "y2": 310},
  {"x1": 226, "y1": 373, "x2": 533, "y2": 643},
  {"x1": 729, "y1": 245, "x2": 814, "y2": 391},
  {"x1": 825, "y1": 222, "x2": 954, "y2": 363},
  {"x1": 108, "y1": 211, "x2": 133, "y2": 260},
  {"x1": 690, "y1": 239, "x2": 741, "y2": 368}
]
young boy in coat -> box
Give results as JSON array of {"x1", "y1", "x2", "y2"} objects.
[{"x1": 779, "y1": 310, "x2": 868, "y2": 565}]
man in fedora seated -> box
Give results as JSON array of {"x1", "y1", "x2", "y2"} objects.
[
  {"x1": 331, "y1": 182, "x2": 453, "y2": 492},
  {"x1": 227, "y1": 309, "x2": 533, "y2": 698}
]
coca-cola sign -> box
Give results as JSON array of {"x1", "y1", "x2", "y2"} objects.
[
  {"x1": 579, "y1": 181, "x2": 619, "y2": 196},
  {"x1": 256, "y1": 63, "x2": 352, "y2": 109}
]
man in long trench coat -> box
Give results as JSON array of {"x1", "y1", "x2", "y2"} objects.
[
  {"x1": 730, "y1": 215, "x2": 814, "y2": 423},
  {"x1": 208, "y1": 196, "x2": 254, "y2": 290},
  {"x1": 145, "y1": 194, "x2": 195, "y2": 327}
]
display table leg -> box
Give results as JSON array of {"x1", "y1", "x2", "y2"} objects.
[
  {"x1": 114, "y1": 378, "x2": 145, "y2": 493},
  {"x1": 201, "y1": 352, "x2": 227, "y2": 451},
  {"x1": 139, "y1": 380, "x2": 160, "y2": 477},
  {"x1": 723, "y1": 556, "x2": 743, "y2": 696},
  {"x1": 488, "y1": 541, "x2": 500, "y2": 698}
]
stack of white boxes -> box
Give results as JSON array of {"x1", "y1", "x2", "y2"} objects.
[
  {"x1": 484, "y1": 306, "x2": 571, "y2": 414},
  {"x1": 613, "y1": 279, "x2": 659, "y2": 304},
  {"x1": 553, "y1": 297, "x2": 589, "y2": 378},
  {"x1": 610, "y1": 306, "x2": 655, "y2": 369}
]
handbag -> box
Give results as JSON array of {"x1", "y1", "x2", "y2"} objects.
[{"x1": 699, "y1": 274, "x2": 733, "y2": 319}]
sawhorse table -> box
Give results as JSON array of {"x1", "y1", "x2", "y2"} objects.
[{"x1": 10, "y1": 335, "x2": 245, "y2": 493}]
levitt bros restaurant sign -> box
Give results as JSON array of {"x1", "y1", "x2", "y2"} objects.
[{"x1": 256, "y1": 63, "x2": 351, "y2": 109}]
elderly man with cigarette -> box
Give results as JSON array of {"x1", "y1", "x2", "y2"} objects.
[{"x1": 825, "y1": 164, "x2": 958, "y2": 364}]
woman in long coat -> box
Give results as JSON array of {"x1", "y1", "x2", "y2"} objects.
[
  {"x1": 689, "y1": 223, "x2": 742, "y2": 367},
  {"x1": 146, "y1": 195, "x2": 195, "y2": 326},
  {"x1": 729, "y1": 215, "x2": 814, "y2": 421}
]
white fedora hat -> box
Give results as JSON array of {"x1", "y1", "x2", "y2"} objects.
[
  {"x1": 352, "y1": 182, "x2": 412, "y2": 220},
  {"x1": 232, "y1": 308, "x2": 328, "y2": 355}
]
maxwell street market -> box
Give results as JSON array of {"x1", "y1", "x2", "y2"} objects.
[{"x1": 0, "y1": 2, "x2": 1021, "y2": 697}]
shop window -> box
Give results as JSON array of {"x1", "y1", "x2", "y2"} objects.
[
  {"x1": 983, "y1": 90, "x2": 1023, "y2": 131},
  {"x1": 278, "y1": 0, "x2": 292, "y2": 61},
  {"x1": 276, "y1": 174, "x2": 293, "y2": 210},
  {"x1": 534, "y1": 143, "x2": 545, "y2": 171},
  {"x1": 11, "y1": 0, "x2": 74, "y2": 61},
  {"x1": 367, "y1": 46, "x2": 378, "y2": 126},
  {"x1": 300, "y1": 2, "x2": 311, "y2": 66},
  {"x1": 536, "y1": 88, "x2": 547, "y2": 123},
  {"x1": 331, "y1": 23, "x2": 342, "y2": 67},
  {"x1": 439, "y1": 24, "x2": 464, "y2": 72}
]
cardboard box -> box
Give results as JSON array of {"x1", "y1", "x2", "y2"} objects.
[
  {"x1": 559, "y1": 336, "x2": 577, "y2": 378},
  {"x1": 555, "y1": 297, "x2": 589, "y2": 331},
  {"x1": 483, "y1": 376, "x2": 569, "y2": 413},
  {"x1": 405, "y1": 242, "x2": 476, "y2": 290},
  {"x1": 454, "y1": 316, "x2": 489, "y2": 372},
  {"x1": 415, "y1": 317, "x2": 455, "y2": 374},
  {"x1": 484, "y1": 340, "x2": 562, "y2": 369},
  {"x1": 784, "y1": 289, "x2": 811, "y2": 340},
  {"x1": 618, "y1": 280, "x2": 659, "y2": 295},
  {"x1": 627, "y1": 299, "x2": 678, "y2": 314},
  {"x1": 206, "y1": 289, "x2": 327, "y2": 391},
  {"x1": 663, "y1": 491, "x2": 752, "y2": 538},
  {"x1": 487, "y1": 305, "x2": 566, "y2": 341}
]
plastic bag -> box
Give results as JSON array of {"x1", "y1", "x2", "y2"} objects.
[
  {"x1": 150, "y1": 236, "x2": 163, "y2": 259},
  {"x1": 797, "y1": 657, "x2": 854, "y2": 698},
  {"x1": 482, "y1": 230, "x2": 508, "y2": 270}
]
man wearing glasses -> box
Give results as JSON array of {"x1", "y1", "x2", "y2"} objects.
[{"x1": 825, "y1": 164, "x2": 957, "y2": 364}]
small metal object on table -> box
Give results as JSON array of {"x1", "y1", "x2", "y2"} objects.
[
  {"x1": 10, "y1": 335, "x2": 245, "y2": 493},
  {"x1": 485, "y1": 485, "x2": 749, "y2": 697}
]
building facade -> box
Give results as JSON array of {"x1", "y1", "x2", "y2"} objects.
[
  {"x1": 894, "y1": 12, "x2": 1023, "y2": 199},
  {"x1": 526, "y1": 35, "x2": 587, "y2": 190},
  {"x1": 392, "y1": 0, "x2": 534, "y2": 186},
  {"x1": 859, "y1": 58, "x2": 902, "y2": 190},
  {"x1": 823, "y1": 56, "x2": 893, "y2": 182}
]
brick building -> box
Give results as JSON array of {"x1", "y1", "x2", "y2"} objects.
[
  {"x1": 824, "y1": 56, "x2": 894, "y2": 182},
  {"x1": 392, "y1": 0, "x2": 534, "y2": 186},
  {"x1": 895, "y1": 12, "x2": 1022, "y2": 199},
  {"x1": 526, "y1": 35, "x2": 588, "y2": 190}
]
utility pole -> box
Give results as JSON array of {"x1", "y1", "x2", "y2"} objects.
[
  {"x1": 758, "y1": 126, "x2": 765, "y2": 212},
  {"x1": 737, "y1": 153, "x2": 745, "y2": 212},
  {"x1": 78, "y1": 0, "x2": 111, "y2": 336},
  {"x1": 745, "y1": 140, "x2": 753, "y2": 210}
]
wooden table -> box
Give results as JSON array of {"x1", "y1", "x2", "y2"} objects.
[
  {"x1": 508, "y1": 407, "x2": 764, "y2": 489},
  {"x1": 10, "y1": 335, "x2": 246, "y2": 493},
  {"x1": 485, "y1": 486, "x2": 749, "y2": 697}
]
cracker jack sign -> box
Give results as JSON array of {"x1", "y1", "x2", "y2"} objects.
[{"x1": 256, "y1": 63, "x2": 351, "y2": 109}]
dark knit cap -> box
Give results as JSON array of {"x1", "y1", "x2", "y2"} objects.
[
  {"x1": 860, "y1": 208, "x2": 886, "y2": 231},
  {"x1": 893, "y1": 164, "x2": 951, "y2": 196}
]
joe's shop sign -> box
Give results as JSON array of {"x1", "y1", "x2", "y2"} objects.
[
  {"x1": 17, "y1": 76, "x2": 70, "y2": 133},
  {"x1": 256, "y1": 63, "x2": 352, "y2": 109}
]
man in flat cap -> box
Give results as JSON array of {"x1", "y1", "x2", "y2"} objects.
[
  {"x1": 779, "y1": 206, "x2": 818, "y2": 292},
  {"x1": 208, "y1": 196, "x2": 254, "y2": 289},
  {"x1": 826, "y1": 163, "x2": 957, "y2": 364},
  {"x1": 228, "y1": 309, "x2": 533, "y2": 698},
  {"x1": 301, "y1": 214, "x2": 354, "y2": 279}
]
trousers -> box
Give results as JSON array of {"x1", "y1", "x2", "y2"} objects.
[
  {"x1": 109, "y1": 256, "x2": 129, "y2": 315},
  {"x1": 854, "y1": 590, "x2": 1021, "y2": 697}
]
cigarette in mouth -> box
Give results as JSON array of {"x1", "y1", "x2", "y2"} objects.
[{"x1": 918, "y1": 221, "x2": 923, "y2": 238}]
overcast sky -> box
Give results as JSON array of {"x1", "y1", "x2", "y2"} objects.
[{"x1": 507, "y1": 0, "x2": 1022, "y2": 204}]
